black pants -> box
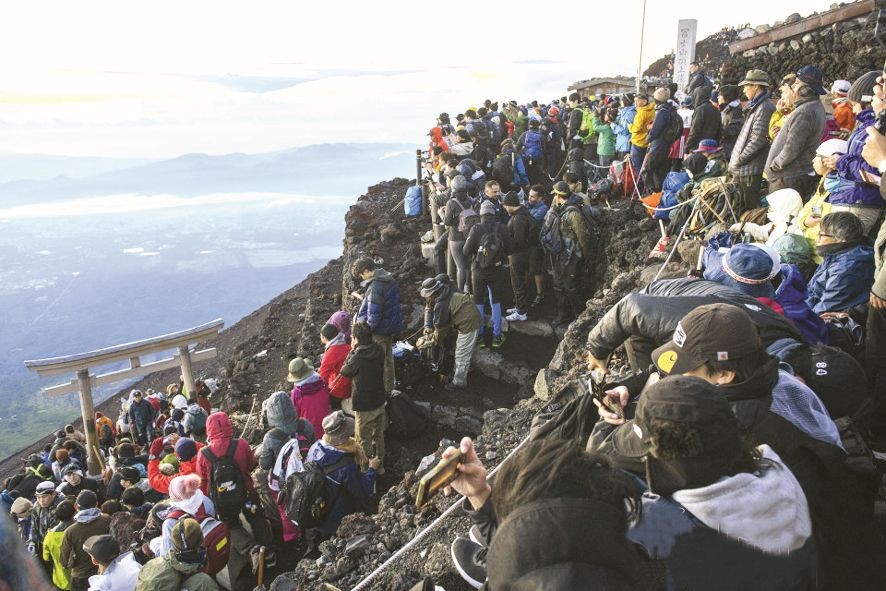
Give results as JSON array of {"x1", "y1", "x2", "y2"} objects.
[
  {"x1": 72, "y1": 576, "x2": 94, "y2": 591},
  {"x1": 768, "y1": 173, "x2": 819, "y2": 202},
  {"x1": 643, "y1": 149, "x2": 669, "y2": 193},
  {"x1": 524, "y1": 157, "x2": 543, "y2": 186},
  {"x1": 508, "y1": 252, "x2": 530, "y2": 312},
  {"x1": 733, "y1": 174, "x2": 763, "y2": 216},
  {"x1": 583, "y1": 143, "x2": 598, "y2": 166},
  {"x1": 472, "y1": 266, "x2": 506, "y2": 305},
  {"x1": 550, "y1": 255, "x2": 585, "y2": 320},
  {"x1": 865, "y1": 303, "x2": 886, "y2": 435},
  {"x1": 433, "y1": 233, "x2": 448, "y2": 275}
]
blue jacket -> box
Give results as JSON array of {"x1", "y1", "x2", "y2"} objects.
[
  {"x1": 646, "y1": 102, "x2": 676, "y2": 153},
  {"x1": 829, "y1": 109, "x2": 883, "y2": 208},
  {"x1": 775, "y1": 263, "x2": 828, "y2": 345},
  {"x1": 613, "y1": 105, "x2": 636, "y2": 153},
  {"x1": 478, "y1": 196, "x2": 511, "y2": 225},
  {"x1": 500, "y1": 147, "x2": 529, "y2": 186},
  {"x1": 806, "y1": 244, "x2": 875, "y2": 313},
  {"x1": 356, "y1": 268, "x2": 405, "y2": 336},
  {"x1": 526, "y1": 200, "x2": 549, "y2": 223},
  {"x1": 305, "y1": 440, "x2": 376, "y2": 536},
  {"x1": 654, "y1": 171, "x2": 691, "y2": 220}
]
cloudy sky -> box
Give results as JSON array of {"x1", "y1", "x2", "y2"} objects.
[{"x1": 0, "y1": 0, "x2": 841, "y2": 158}]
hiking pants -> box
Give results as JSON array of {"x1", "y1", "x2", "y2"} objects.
[
  {"x1": 449, "y1": 239, "x2": 471, "y2": 292},
  {"x1": 243, "y1": 488, "x2": 273, "y2": 549},
  {"x1": 551, "y1": 255, "x2": 584, "y2": 319},
  {"x1": 452, "y1": 329, "x2": 479, "y2": 386},
  {"x1": 355, "y1": 404, "x2": 386, "y2": 467},
  {"x1": 508, "y1": 251, "x2": 531, "y2": 313},
  {"x1": 434, "y1": 234, "x2": 448, "y2": 275},
  {"x1": 643, "y1": 149, "x2": 669, "y2": 193},
  {"x1": 524, "y1": 157, "x2": 543, "y2": 186},
  {"x1": 732, "y1": 173, "x2": 763, "y2": 216},
  {"x1": 372, "y1": 334, "x2": 395, "y2": 394},
  {"x1": 133, "y1": 422, "x2": 154, "y2": 447}
]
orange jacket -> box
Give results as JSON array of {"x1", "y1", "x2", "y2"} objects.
[
  {"x1": 833, "y1": 100, "x2": 855, "y2": 132},
  {"x1": 147, "y1": 443, "x2": 203, "y2": 494}
]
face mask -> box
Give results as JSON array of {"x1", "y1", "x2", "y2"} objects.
[{"x1": 823, "y1": 174, "x2": 842, "y2": 193}]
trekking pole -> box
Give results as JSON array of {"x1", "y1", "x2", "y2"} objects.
[
  {"x1": 239, "y1": 395, "x2": 259, "y2": 439},
  {"x1": 253, "y1": 546, "x2": 266, "y2": 591},
  {"x1": 652, "y1": 193, "x2": 701, "y2": 284},
  {"x1": 416, "y1": 150, "x2": 425, "y2": 216}
]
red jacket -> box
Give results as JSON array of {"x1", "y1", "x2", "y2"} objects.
[
  {"x1": 320, "y1": 342, "x2": 352, "y2": 400},
  {"x1": 147, "y1": 442, "x2": 203, "y2": 494},
  {"x1": 195, "y1": 413, "x2": 257, "y2": 494}
]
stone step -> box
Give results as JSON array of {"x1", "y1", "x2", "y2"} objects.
[{"x1": 472, "y1": 348, "x2": 534, "y2": 386}]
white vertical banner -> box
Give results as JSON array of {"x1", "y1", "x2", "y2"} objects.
[{"x1": 673, "y1": 19, "x2": 698, "y2": 97}]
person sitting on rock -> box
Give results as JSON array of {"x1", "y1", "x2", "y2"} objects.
[
  {"x1": 287, "y1": 357, "x2": 331, "y2": 439},
  {"x1": 806, "y1": 211, "x2": 874, "y2": 315},
  {"x1": 304, "y1": 412, "x2": 379, "y2": 543},
  {"x1": 420, "y1": 274, "x2": 482, "y2": 391}
]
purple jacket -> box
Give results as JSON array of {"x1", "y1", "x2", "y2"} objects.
[
  {"x1": 290, "y1": 374, "x2": 331, "y2": 439},
  {"x1": 775, "y1": 264, "x2": 828, "y2": 345},
  {"x1": 829, "y1": 109, "x2": 883, "y2": 208}
]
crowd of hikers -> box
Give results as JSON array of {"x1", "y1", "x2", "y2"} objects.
[{"x1": 5, "y1": 53, "x2": 886, "y2": 591}]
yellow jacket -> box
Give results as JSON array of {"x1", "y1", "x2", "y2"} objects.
[
  {"x1": 795, "y1": 178, "x2": 832, "y2": 264},
  {"x1": 629, "y1": 104, "x2": 655, "y2": 149},
  {"x1": 42, "y1": 525, "x2": 72, "y2": 590}
]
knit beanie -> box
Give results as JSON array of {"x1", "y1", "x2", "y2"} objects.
[
  {"x1": 175, "y1": 437, "x2": 197, "y2": 462},
  {"x1": 719, "y1": 84, "x2": 740, "y2": 103},
  {"x1": 168, "y1": 473, "x2": 201, "y2": 502},
  {"x1": 10, "y1": 497, "x2": 32, "y2": 518},
  {"x1": 171, "y1": 517, "x2": 204, "y2": 553},
  {"x1": 848, "y1": 71, "x2": 879, "y2": 105},
  {"x1": 502, "y1": 192, "x2": 521, "y2": 207},
  {"x1": 479, "y1": 201, "x2": 496, "y2": 216},
  {"x1": 653, "y1": 87, "x2": 671, "y2": 103}
]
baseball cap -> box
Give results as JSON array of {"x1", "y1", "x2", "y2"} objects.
[
  {"x1": 83, "y1": 535, "x2": 119, "y2": 565},
  {"x1": 651, "y1": 304, "x2": 762, "y2": 375},
  {"x1": 76, "y1": 489, "x2": 98, "y2": 509},
  {"x1": 63, "y1": 463, "x2": 84, "y2": 477},
  {"x1": 117, "y1": 466, "x2": 140, "y2": 483},
  {"x1": 611, "y1": 375, "x2": 742, "y2": 494}
]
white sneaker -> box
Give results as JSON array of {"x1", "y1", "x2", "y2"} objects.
[
  {"x1": 505, "y1": 311, "x2": 527, "y2": 322},
  {"x1": 506, "y1": 307, "x2": 519, "y2": 314}
]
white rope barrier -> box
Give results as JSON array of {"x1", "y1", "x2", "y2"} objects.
[
  {"x1": 637, "y1": 194, "x2": 698, "y2": 212},
  {"x1": 351, "y1": 435, "x2": 531, "y2": 591}
]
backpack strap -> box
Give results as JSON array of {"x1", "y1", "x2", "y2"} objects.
[
  {"x1": 224, "y1": 438, "x2": 239, "y2": 460},
  {"x1": 201, "y1": 446, "x2": 218, "y2": 464},
  {"x1": 269, "y1": 428, "x2": 288, "y2": 442},
  {"x1": 322, "y1": 454, "x2": 355, "y2": 476}
]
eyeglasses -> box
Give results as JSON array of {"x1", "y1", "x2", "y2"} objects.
[{"x1": 817, "y1": 233, "x2": 835, "y2": 239}]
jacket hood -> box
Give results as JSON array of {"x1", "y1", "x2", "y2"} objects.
[
  {"x1": 637, "y1": 103, "x2": 655, "y2": 114},
  {"x1": 206, "y1": 412, "x2": 232, "y2": 442},
  {"x1": 265, "y1": 391, "x2": 298, "y2": 435},
  {"x1": 767, "y1": 190, "x2": 802, "y2": 224},
  {"x1": 774, "y1": 263, "x2": 808, "y2": 304},
  {"x1": 324, "y1": 332, "x2": 347, "y2": 350},
  {"x1": 692, "y1": 86, "x2": 711, "y2": 108},
  {"x1": 671, "y1": 445, "x2": 812, "y2": 554},
  {"x1": 75, "y1": 507, "x2": 102, "y2": 524},
  {"x1": 293, "y1": 374, "x2": 326, "y2": 394},
  {"x1": 166, "y1": 552, "x2": 204, "y2": 575},
  {"x1": 720, "y1": 357, "x2": 780, "y2": 403},
  {"x1": 362, "y1": 268, "x2": 393, "y2": 287},
  {"x1": 487, "y1": 497, "x2": 639, "y2": 590}
]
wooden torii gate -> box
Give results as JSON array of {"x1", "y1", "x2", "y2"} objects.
[{"x1": 24, "y1": 319, "x2": 224, "y2": 475}]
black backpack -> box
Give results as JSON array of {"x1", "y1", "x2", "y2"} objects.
[
  {"x1": 475, "y1": 222, "x2": 504, "y2": 269},
  {"x1": 387, "y1": 390, "x2": 429, "y2": 440},
  {"x1": 492, "y1": 153, "x2": 515, "y2": 185},
  {"x1": 664, "y1": 108, "x2": 684, "y2": 144},
  {"x1": 282, "y1": 454, "x2": 354, "y2": 528},
  {"x1": 201, "y1": 439, "x2": 247, "y2": 522}
]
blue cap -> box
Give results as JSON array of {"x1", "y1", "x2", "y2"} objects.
[
  {"x1": 693, "y1": 139, "x2": 723, "y2": 154},
  {"x1": 797, "y1": 65, "x2": 826, "y2": 95},
  {"x1": 704, "y1": 243, "x2": 780, "y2": 299}
]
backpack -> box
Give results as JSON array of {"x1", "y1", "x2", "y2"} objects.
[
  {"x1": 577, "y1": 108, "x2": 597, "y2": 143},
  {"x1": 664, "y1": 108, "x2": 683, "y2": 144},
  {"x1": 522, "y1": 130, "x2": 543, "y2": 160},
  {"x1": 201, "y1": 439, "x2": 247, "y2": 522},
  {"x1": 269, "y1": 436, "x2": 306, "y2": 493},
  {"x1": 404, "y1": 185, "x2": 423, "y2": 217},
  {"x1": 100, "y1": 423, "x2": 113, "y2": 443},
  {"x1": 187, "y1": 407, "x2": 207, "y2": 435},
  {"x1": 457, "y1": 206, "x2": 480, "y2": 236},
  {"x1": 492, "y1": 152, "x2": 515, "y2": 185},
  {"x1": 386, "y1": 390, "x2": 429, "y2": 440},
  {"x1": 475, "y1": 222, "x2": 504, "y2": 269},
  {"x1": 281, "y1": 454, "x2": 355, "y2": 529},
  {"x1": 165, "y1": 505, "x2": 230, "y2": 577}
]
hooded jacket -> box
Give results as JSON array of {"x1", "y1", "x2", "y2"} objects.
[
  {"x1": 485, "y1": 497, "x2": 646, "y2": 591},
  {"x1": 506, "y1": 206, "x2": 538, "y2": 254},
  {"x1": 304, "y1": 439, "x2": 375, "y2": 536},
  {"x1": 586, "y1": 278, "x2": 803, "y2": 365},
  {"x1": 127, "y1": 398, "x2": 157, "y2": 428},
  {"x1": 765, "y1": 94, "x2": 826, "y2": 181},
  {"x1": 720, "y1": 100, "x2": 745, "y2": 159},
  {"x1": 59, "y1": 508, "x2": 111, "y2": 579},
  {"x1": 613, "y1": 105, "x2": 636, "y2": 153},
  {"x1": 195, "y1": 413, "x2": 257, "y2": 494},
  {"x1": 829, "y1": 109, "x2": 884, "y2": 207},
  {"x1": 646, "y1": 101, "x2": 677, "y2": 153},
  {"x1": 339, "y1": 342, "x2": 386, "y2": 411},
  {"x1": 43, "y1": 519, "x2": 74, "y2": 590},
  {"x1": 774, "y1": 263, "x2": 829, "y2": 344},
  {"x1": 356, "y1": 268, "x2": 405, "y2": 336},
  {"x1": 685, "y1": 86, "x2": 722, "y2": 152},
  {"x1": 135, "y1": 553, "x2": 220, "y2": 591},
  {"x1": 320, "y1": 335, "x2": 352, "y2": 401},
  {"x1": 739, "y1": 188, "x2": 803, "y2": 246},
  {"x1": 806, "y1": 243, "x2": 875, "y2": 313},
  {"x1": 629, "y1": 103, "x2": 655, "y2": 149},
  {"x1": 729, "y1": 90, "x2": 776, "y2": 177},
  {"x1": 290, "y1": 373, "x2": 331, "y2": 439},
  {"x1": 147, "y1": 443, "x2": 203, "y2": 495},
  {"x1": 629, "y1": 445, "x2": 816, "y2": 591},
  {"x1": 259, "y1": 392, "x2": 315, "y2": 472}
]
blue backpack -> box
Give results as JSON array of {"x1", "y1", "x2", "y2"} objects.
[
  {"x1": 523, "y1": 130, "x2": 543, "y2": 160},
  {"x1": 404, "y1": 185, "x2": 422, "y2": 217}
]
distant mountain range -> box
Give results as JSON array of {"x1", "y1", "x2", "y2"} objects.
[{"x1": 0, "y1": 143, "x2": 416, "y2": 205}]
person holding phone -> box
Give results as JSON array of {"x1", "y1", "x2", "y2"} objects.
[{"x1": 794, "y1": 138, "x2": 847, "y2": 262}]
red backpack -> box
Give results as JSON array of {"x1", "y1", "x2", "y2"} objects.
[{"x1": 165, "y1": 504, "x2": 230, "y2": 576}]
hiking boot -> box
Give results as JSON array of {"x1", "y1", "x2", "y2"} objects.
[
  {"x1": 478, "y1": 337, "x2": 487, "y2": 349},
  {"x1": 451, "y1": 537, "x2": 487, "y2": 589},
  {"x1": 469, "y1": 525, "x2": 487, "y2": 548},
  {"x1": 492, "y1": 334, "x2": 506, "y2": 349},
  {"x1": 530, "y1": 295, "x2": 544, "y2": 308},
  {"x1": 505, "y1": 311, "x2": 527, "y2": 322}
]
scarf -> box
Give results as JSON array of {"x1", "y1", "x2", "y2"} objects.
[
  {"x1": 816, "y1": 239, "x2": 861, "y2": 256},
  {"x1": 325, "y1": 332, "x2": 347, "y2": 350},
  {"x1": 171, "y1": 489, "x2": 207, "y2": 516},
  {"x1": 746, "y1": 89, "x2": 770, "y2": 113},
  {"x1": 294, "y1": 372, "x2": 322, "y2": 388},
  {"x1": 75, "y1": 507, "x2": 102, "y2": 524}
]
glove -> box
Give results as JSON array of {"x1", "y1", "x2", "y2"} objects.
[
  {"x1": 423, "y1": 327, "x2": 434, "y2": 336},
  {"x1": 149, "y1": 437, "x2": 165, "y2": 460}
]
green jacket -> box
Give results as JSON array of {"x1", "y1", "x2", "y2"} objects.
[
  {"x1": 593, "y1": 120, "x2": 616, "y2": 156},
  {"x1": 449, "y1": 291, "x2": 482, "y2": 334},
  {"x1": 559, "y1": 205, "x2": 594, "y2": 260},
  {"x1": 135, "y1": 554, "x2": 220, "y2": 591},
  {"x1": 42, "y1": 523, "x2": 72, "y2": 590}
]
